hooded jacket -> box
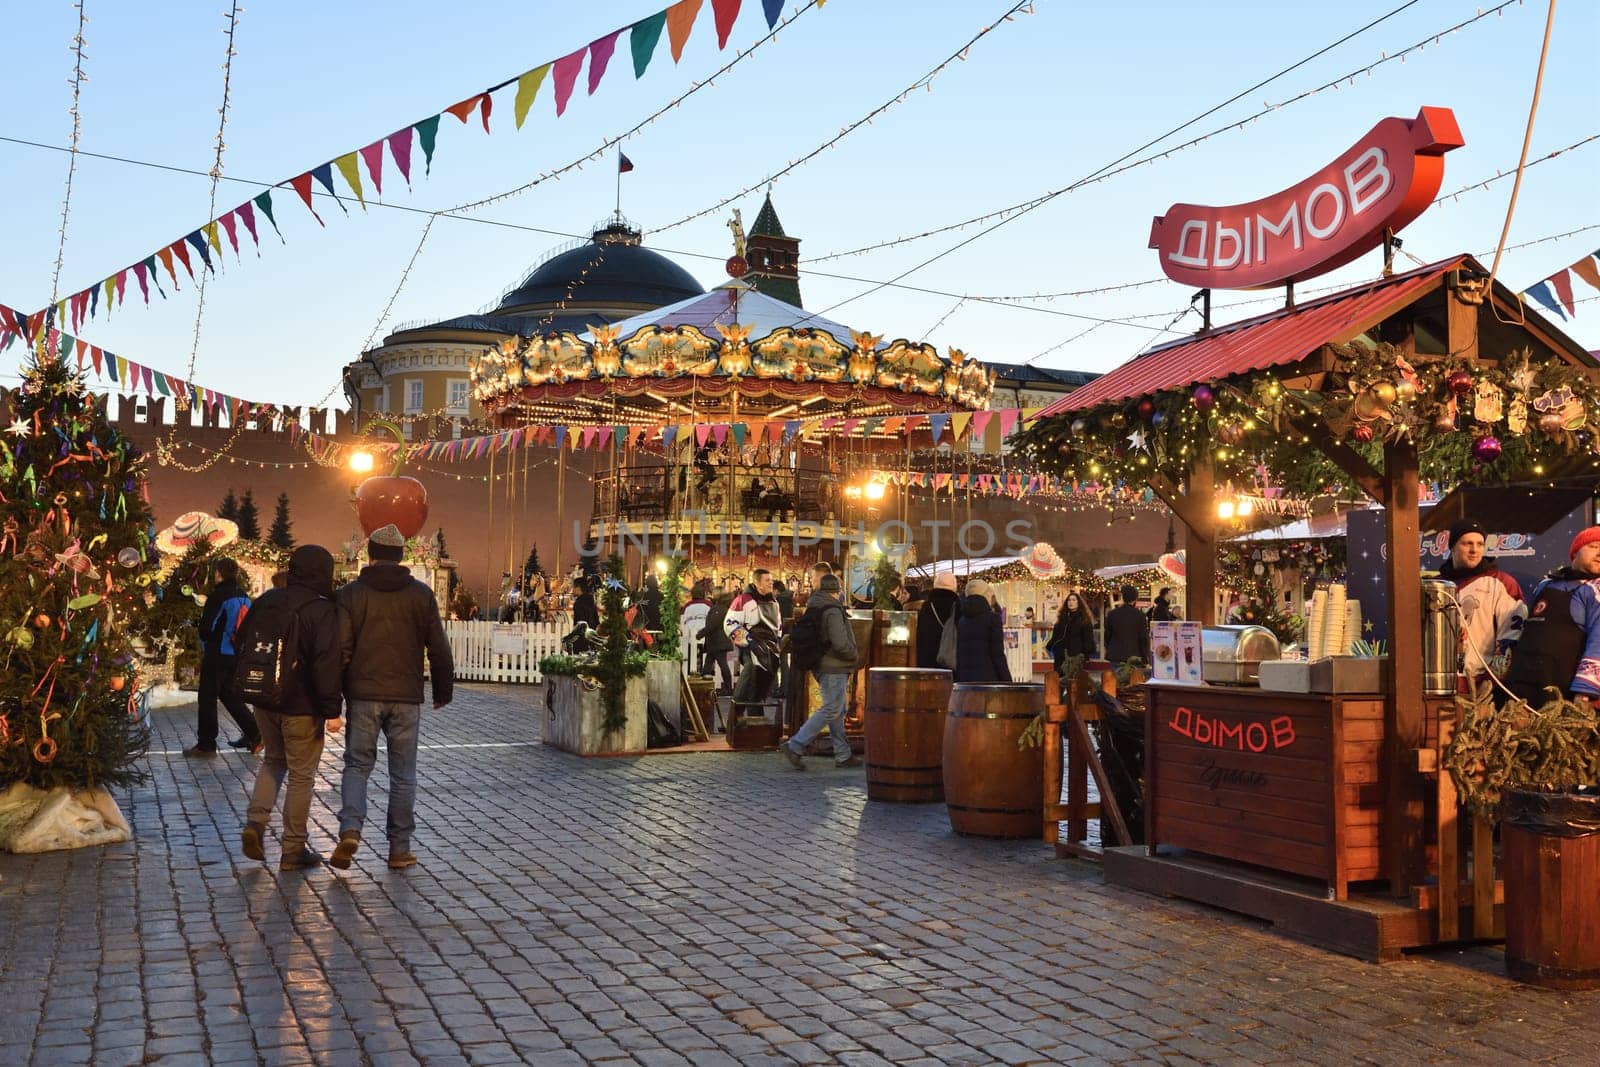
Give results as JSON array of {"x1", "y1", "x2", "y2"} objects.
[
  {"x1": 231, "y1": 546, "x2": 346, "y2": 719},
  {"x1": 803, "y1": 589, "x2": 859, "y2": 674},
  {"x1": 701, "y1": 594, "x2": 734, "y2": 656},
  {"x1": 955, "y1": 594, "x2": 1011, "y2": 684},
  {"x1": 199, "y1": 577, "x2": 250, "y2": 656},
  {"x1": 916, "y1": 587, "x2": 960, "y2": 669},
  {"x1": 337, "y1": 561, "x2": 455, "y2": 706}
]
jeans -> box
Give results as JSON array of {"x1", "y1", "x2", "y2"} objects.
[
  {"x1": 786, "y1": 671, "x2": 852, "y2": 763},
  {"x1": 246, "y1": 709, "x2": 325, "y2": 855},
  {"x1": 198, "y1": 649, "x2": 259, "y2": 749},
  {"x1": 339, "y1": 700, "x2": 422, "y2": 851}
]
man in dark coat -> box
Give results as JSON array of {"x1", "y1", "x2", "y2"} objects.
[
  {"x1": 955, "y1": 579, "x2": 1012, "y2": 683},
  {"x1": 637, "y1": 574, "x2": 663, "y2": 632},
  {"x1": 331, "y1": 524, "x2": 455, "y2": 872},
  {"x1": 188, "y1": 556, "x2": 262, "y2": 756},
  {"x1": 1104, "y1": 584, "x2": 1152, "y2": 665},
  {"x1": 917, "y1": 571, "x2": 961, "y2": 669},
  {"x1": 239, "y1": 545, "x2": 348, "y2": 871},
  {"x1": 572, "y1": 579, "x2": 600, "y2": 629},
  {"x1": 781, "y1": 574, "x2": 861, "y2": 769}
]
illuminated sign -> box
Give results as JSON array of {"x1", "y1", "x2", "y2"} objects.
[{"x1": 1148, "y1": 107, "x2": 1464, "y2": 289}]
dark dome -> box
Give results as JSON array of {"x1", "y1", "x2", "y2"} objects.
[{"x1": 495, "y1": 224, "x2": 704, "y2": 314}]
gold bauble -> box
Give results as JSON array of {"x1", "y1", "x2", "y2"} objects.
[{"x1": 1371, "y1": 382, "x2": 1398, "y2": 407}]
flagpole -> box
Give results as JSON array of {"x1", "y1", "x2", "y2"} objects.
[{"x1": 615, "y1": 150, "x2": 623, "y2": 217}]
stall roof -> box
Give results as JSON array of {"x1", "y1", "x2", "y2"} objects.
[
  {"x1": 1039, "y1": 256, "x2": 1473, "y2": 416},
  {"x1": 1420, "y1": 481, "x2": 1595, "y2": 535},
  {"x1": 909, "y1": 557, "x2": 1020, "y2": 579},
  {"x1": 1233, "y1": 511, "x2": 1353, "y2": 541}
]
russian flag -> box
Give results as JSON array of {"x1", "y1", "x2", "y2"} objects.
[{"x1": 618, "y1": 151, "x2": 634, "y2": 174}]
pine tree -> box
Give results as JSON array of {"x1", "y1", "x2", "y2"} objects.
[
  {"x1": 0, "y1": 354, "x2": 154, "y2": 789},
  {"x1": 522, "y1": 544, "x2": 544, "y2": 587},
  {"x1": 236, "y1": 489, "x2": 260, "y2": 541},
  {"x1": 267, "y1": 492, "x2": 294, "y2": 549},
  {"x1": 217, "y1": 488, "x2": 238, "y2": 521}
]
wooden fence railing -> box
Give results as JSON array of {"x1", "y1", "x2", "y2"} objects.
[
  {"x1": 442, "y1": 621, "x2": 565, "y2": 684},
  {"x1": 1043, "y1": 666, "x2": 1137, "y2": 862}
]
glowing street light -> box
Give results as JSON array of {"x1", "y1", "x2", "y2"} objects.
[
  {"x1": 863, "y1": 481, "x2": 887, "y2": 502},
  {"x1": 349, "y1": 450, "x2": 375, "y2": 474}
]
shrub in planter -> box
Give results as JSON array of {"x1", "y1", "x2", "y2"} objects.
[{"x1": 1444, "y1": 687, "x2": 1600, "y2": 988}]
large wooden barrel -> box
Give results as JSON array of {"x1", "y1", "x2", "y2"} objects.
[
  {"x1": 865, "y1": 668, "x2": 952, "y2": 803},
  {"x1": 1502, "y1": 789, "x2": 1600, "y2": 989},
  {"x1": 942, "y1": 683, "x2": 1045, "y2": 838}
]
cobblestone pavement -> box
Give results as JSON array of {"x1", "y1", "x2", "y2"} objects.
[{"x1": 1, "y1": 684, "x2": 1596, "y2": 1067}]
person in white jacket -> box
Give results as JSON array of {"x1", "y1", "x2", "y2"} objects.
[
  {"x1": 1436, "y1": 518, "x2": 1525, "y2": 683},
  {"x1": 724, "y1": 570, "x2": 783, "y2": 707}
]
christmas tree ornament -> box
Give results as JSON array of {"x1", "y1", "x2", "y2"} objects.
[
  {"x1": 1352, "y1": 424, "x2": 1375, "y2": 443},
  {"x1": 1538, "y1": 411, "x2": 1563, "y2": 435},
  {"x1": 1151, "y1": 411, "x2": 1167, "y2": 429},
  {"x1": 1395, "y1": 378, "x2": 1416, "y2": 402},
  {"x1": 116, "y1": 547, "x2": 140, "y2": 569},
  {"x1": 1447, "y1": 370, "x2": 1474, "y2": 395},
  {"x1": 1434, "y1": 399, "x2": 1458, "y2": 433},
  {"x1": 1136, "y1": 399, "x2": 1155, "y2": 420},
  {"x1": 1507, "y1": 395, "x2": 1528, "y2": 434},
  {"x1": 1473, "y1": 380, "x2": 1503, "y2": 424},
  {"x1": 1472, "y1": 435, "x2": 1502, "y2": 463},
  {"x1": 1069, "y1": 418, "x2": 1087, "y2": 437},
  {"x1": 109, "y1": 676, "x2": 126, "y2": 692},
  {"x1": 1109, "y1": 411, "x2": 1127, "y2": 429},
  {"x1": 32, "y1": 613, "x2": 51, "y2": 629},
  {"x1": 1192, "y1": 384, "x2": 1215, "y2": 411}
]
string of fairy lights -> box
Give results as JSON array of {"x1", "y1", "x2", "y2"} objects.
[{"x1": 47, "y1": 1, "x2": 90, "y2": 310}]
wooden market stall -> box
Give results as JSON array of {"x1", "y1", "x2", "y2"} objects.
[{"x1": 1018, "y1": 252, "x2": 1600, "y2": 960}]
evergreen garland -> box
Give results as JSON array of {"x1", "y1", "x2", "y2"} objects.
[
  {"x1": 596, "y1": 555, "x2": 646, "y2": 734},
  {"x1": 656, "y1": 557, "x2": 686, "y2": 659},
  {"x1": 1443, "y1": 685, "x2": 1600, "y2": 818},
  {"x1": 872, "y1": 553, "x2": 901, "y2": 609}
]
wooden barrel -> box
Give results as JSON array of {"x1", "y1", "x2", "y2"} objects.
[
  {"x1": 942, "y1": 683, "x2": 1045, "y2": 838},
  {"x1": 1502, "y1": 789, "x2": 1600, "y2": 989},
  {"x1": 865, "y1": 668, "x2": 952, "y2": 803}
]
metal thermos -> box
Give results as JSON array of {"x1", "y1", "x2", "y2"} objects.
[{"x1": 1421, "y1": 579, "x2": 1459, "y2": 695}]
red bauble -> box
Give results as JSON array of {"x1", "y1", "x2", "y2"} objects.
[
  {"x1": 354, "y1": 476, "x2": 430, "y2": 539},
  {"x1": 1352, "y1": 424, "x2": 1375, "y2": 443},
  {"x1": 1137, "y1": 398, "x2": 1155, "y2": 420},
  {"x1": 1447, "y1": 370, "x2": 1474, "y2": 395},
  {"x1": 1192, "y1": 384, "x2": 1215, "y2": 411},
  {"x1": 1472, "y1": 435, "x2": 1502, "y2": 463}
]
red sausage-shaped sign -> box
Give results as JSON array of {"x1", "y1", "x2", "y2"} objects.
[{"x1": 1148, "y1": 107, "x2": 1464, "y2": 290}]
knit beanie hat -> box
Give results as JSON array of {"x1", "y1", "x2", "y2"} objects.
[
  {"x1": 1570, "y1": 526, "x2": 1600, "y2": 561},
  {"x1": 368, "y1": 523, "x2": 406, "y2": 562},
  {"x1": 1447, "y1": 517, "x2": 1486, "y2": 549}
]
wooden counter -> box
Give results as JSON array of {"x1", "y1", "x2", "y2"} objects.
[{"x1": 1144, "y1": 682, "x2": 1385, "y2": 901}]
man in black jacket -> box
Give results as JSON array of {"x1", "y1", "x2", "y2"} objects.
[
  {"x1": 239, "y1": 545, "x2": 348, "y2": 871},
  {"x1": 188, "y1": 557, "x2": 262, "y2": 757},
  {"x1": 1104, "y1": 584, "x2": 1151, "y2": 665},
  {"x1": 331, "y1": 524, "x2": 455, "y2": 872}
]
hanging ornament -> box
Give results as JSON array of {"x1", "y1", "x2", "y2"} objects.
[
  {"x1": 1070, "y1": 418, "x2": 1087, "y2": 437},
  {"x1": 109, "y1": 676, "x2": 126, "y2": 692},
  {"x1": 1217, "y1": 422, "x2": 1244, "y2": 446},
  {"x1": 1434, "y1": 398, "x2": 1458, "y2": 433},
  {"x1": 1352, "y1": 423, "x2": 1375, "y2": 443},
  {"x1": 1473, "y1": 380, "x2": 1503, "y2": 424},
  {"x1": 1151, "y1": 411, "x2": 1167, "y2": 429},
  {"x1": 1056, "y1": 442, "x2": 1073, "y2": 456},
  {"x1": 1192, "y1": 384, "x2": 1215, "y2": 411},
  {"x1": 1507, "y1": 395, "x2": 1528, "y2": 434},
  {"x1": 1370, "y1": 382, "x2": 1398, "y2": 409},
  {"x1": 1561, "y1": 396, "x2": 1587, "y2": 431},
  {"x1": 1136, "y1": 399, "x2": 1155, "y2": 421},
  {"x1": 1353, "y1": 390, "x2": 1386, "y2": 422},
  {"x1": 1472, "y1": 435, "x2": 1502, "y2": 463},
  {"x1": 1447, "y1": 370, "x2": 1474, "y2": 395},
  {"x1": 1395, "y1": 378, "x2": 1417, "y2": 402},
  {"x1": 116, "y1": 547, "x2": 141, "y2": 569},
  {"x1": 32, "y1": 613, "x2": 51, "y2": 629},
  {"x1": 1538, "y1": 410, "x2": 1563, "y2": 435},
  {"x1": 1109, "y1": 411, "x2": 1127, "y2": 429}
]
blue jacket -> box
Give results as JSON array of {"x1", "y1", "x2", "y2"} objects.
[
  {"x1": 1519, "y1": 571, "x2": 1600, "y2": 697},
  {"x1": 199, "y1": 579, "x2": 251, "y2": 657}
]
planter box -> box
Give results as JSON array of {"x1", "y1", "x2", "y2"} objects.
[
  {"x1": 646, "y1": 658, "x2": 683, "y2": 735},
  {"x1": 543, "y1": 674, "x2": 648, "y2": 756}
]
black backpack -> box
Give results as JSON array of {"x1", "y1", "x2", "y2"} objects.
[
  {"x1": 790, "y1": 603, "x2": 840, "y2": 672},
  {"x1": 231, "y1": 593, "x2": 305, "y2": 709}
]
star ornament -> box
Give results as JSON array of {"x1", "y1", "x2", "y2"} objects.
[
  {"x1": 6, "y1": 418, "x2": 30, "y2": 437},
  {"x1": 1126, "y1": 428, "x2": 1148, "y2": 451}
]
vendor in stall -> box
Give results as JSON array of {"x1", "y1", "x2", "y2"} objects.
[
  {"x1": 1504, "y1": 525, "x2": 1600, "y2": 705},
  {"x1": 1436, "y1": 518, "x2": 1525, "y2": 682}
]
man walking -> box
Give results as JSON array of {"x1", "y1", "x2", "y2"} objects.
[
  {"x1": 332, "y1": 524, "x2": 454, "y2": 871},
  {"x1": 1104, "y1": 584, "x2": 1151, "y2": 666},
  {"x1": 238, "y1": 545, "x2": 347, "y2": 871},
  {"x1": 186, "y1": 557, "x2": 262, "y2": 757},
  {"x1": 780, "y1": 573, "x2": 860, "y2": 769}
]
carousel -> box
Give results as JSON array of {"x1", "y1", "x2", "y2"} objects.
[{"x1": 470, "y1": 266, "x2": 995, "y2": 583}]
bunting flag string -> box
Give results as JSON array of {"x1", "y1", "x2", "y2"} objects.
[
  {"x1": 32, "y1": 0, "x2": 794, "y2": 332},
  {"x1": 1522, "y1": 247, "x2": 1600, "y2": 322}
]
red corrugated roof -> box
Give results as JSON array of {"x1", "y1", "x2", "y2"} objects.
[{"x1": 1036, "y1": 256, "x2": 1468, "y2": 417}]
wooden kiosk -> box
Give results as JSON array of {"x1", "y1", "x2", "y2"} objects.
[{"x1": 1022, "y1": 246, "x2": 1600, "y2": 960}]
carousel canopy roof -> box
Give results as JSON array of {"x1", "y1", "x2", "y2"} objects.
[
  {"x1": 1037, "y1": 254, "x2": 1595, "y2": 417},
  {"x1": 471, "y1": 281, "x2": 994, "y2": 426}
]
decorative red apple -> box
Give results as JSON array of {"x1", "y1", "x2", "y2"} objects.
[{"x1": 352, "y1": 421, "x2": 429, "y2": 538}]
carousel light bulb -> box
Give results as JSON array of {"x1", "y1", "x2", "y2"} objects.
[
  {"x1": 1238, "y1": 499, "x2": 1254, "y2": 517},
  {"x1": 864, "y1": 481, "x2": 886, "y2": 502},
  {"x1": 1218, "y1": 500, "x2": 1235, "y2": 520},
  {"x1": 349, "y1": 451, "x2": 375, "y2": 473}
]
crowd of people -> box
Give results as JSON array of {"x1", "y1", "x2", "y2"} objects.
[{"x1": 186, "y1": 523, "x2": 456, "y2": 874}]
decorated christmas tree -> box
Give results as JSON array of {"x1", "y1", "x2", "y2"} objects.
[{"x1": 0, "y1": 351, "x2": 156, "y2": 847}]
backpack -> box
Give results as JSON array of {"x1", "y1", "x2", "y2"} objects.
[
  {"x1": 790, "y1": 603, "x2": 841, "y2": 672},
  {"x1": 936, "y1": 611, "x2": 959, "y2": 670},
  {"x1": 231, "y1": 594, "x2": 305, "y2": 709}
]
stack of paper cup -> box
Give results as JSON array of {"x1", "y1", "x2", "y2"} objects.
[
  {"x1": 1324, "y1": 584, "x2": 1348, "y2": 659},
  {"x1": 1307, "y1": 588, "x2": 1327, "y2": 660},
  {"x1": 1344, "y1": 599, "x2": 1363, "y2": 655}
]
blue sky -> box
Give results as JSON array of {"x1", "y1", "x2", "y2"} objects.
[{"x1": 1, "y1": 0, "x2": 1595, "y2": 407}]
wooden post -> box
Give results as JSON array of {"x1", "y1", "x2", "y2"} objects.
[
  {"x1": 1186, "y1": 458, "x2": 1217, "y2": 625},
  {"x1": 1382, "y1": 439, "x2": 1426, "y2": 895}
]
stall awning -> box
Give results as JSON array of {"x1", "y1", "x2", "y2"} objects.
[{"x1": 1037, "y1": 256, "x2": 1472, "y2": 417}]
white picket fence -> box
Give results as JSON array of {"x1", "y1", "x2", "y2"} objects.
[{"x1": 443, "y1": 621, "x2": 565, "y2": 684}]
